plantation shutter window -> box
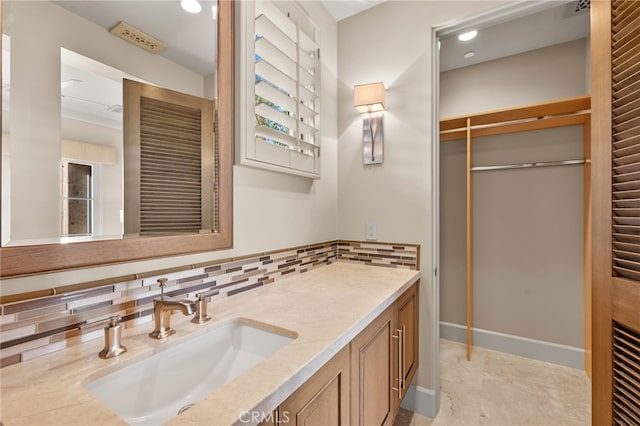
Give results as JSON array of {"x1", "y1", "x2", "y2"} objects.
[{"x1": 240, "y1": 0, "x2": 321, "y2": 178}]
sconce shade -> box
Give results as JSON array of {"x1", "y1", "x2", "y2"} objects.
[{"x1": 354, "y1": 82, "x2": 385, "y2": 113}]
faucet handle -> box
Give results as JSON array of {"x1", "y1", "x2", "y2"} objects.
[
  {"x1": 191, "y1": 298, "x2": 211, "y2": 324},
  {"x1": 98, "y1": 315, "x2": 127, "y2": 359},
  {"x1": 157, "y1": 278, "x2": 168, "y2": 299}
]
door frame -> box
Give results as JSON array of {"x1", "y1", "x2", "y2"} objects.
[{"x1": 430, "y1": 0, "x2": 583, "y2": 416}]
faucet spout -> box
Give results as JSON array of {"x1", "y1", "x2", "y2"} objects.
[
  {"x1": 149, "y1": 296, "x2": 196, "y2": 339},
  {"x1": 163, "y1": 297, "x2": 196, "y2": 315}
]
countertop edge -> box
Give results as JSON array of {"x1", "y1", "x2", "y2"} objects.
[{"x1": 242, "y1": 272, "x2": 420, "y2": 425}]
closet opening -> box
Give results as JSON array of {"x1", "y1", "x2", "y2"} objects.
[{"x1": 432, "y1": 0, "x2": 591, "y2": 420}]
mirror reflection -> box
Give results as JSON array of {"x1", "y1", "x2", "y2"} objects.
[{"x1": 1, "y1": 0, "x2": 218, "y2": 247}]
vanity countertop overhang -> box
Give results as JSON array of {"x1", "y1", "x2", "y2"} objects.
[{"x1": 0, "y1": 262, "x2": 421, "y2": 425}]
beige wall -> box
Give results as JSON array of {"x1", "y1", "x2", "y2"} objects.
[
  {"x1": 440, "y1": 39, "x2": 588, "y2": 117},
  {"x1": 337, "y1": 0, "x2": 506, "y2": 392},
  {"x1": 439, "y1": 39, "x2": 588, "y2": 348},
  {"x1": 1, "y1": 1, "x2": 338, "y2": 297}
]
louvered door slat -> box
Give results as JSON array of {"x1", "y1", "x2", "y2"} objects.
[
  {"x1": 613, "y1": 249, "x2": 640, "y2": 263},
  {"x1": 612, "y1": 20, "x2": 640, "y2": 45},
  {"x1": 612, "y1": 138, "x2": 640, "y2": 157},
  {"x1": 613, "y1": 189, "x2": 640, "y2": 199},
  {"x1": 613, "y1": 267, "x2": 640, "y2": 281},
  {"x1": 612, "y1": 42, "x2": 640, "y2": 69},
  {"x1": 613, "y1": 233, "x2": 640, "y2": 244},
  {"x1": 613, "y1": 3, "x2": 640, "y2": 27},
  {"x1": 613, "y1": 220, "x2": 640, "y2": 230},
  {"x1": 615, "y1": 181, "x2": 640, "y2": 191},
  {"x1": 613, "y1": 200, "x2": 640, "y2": 209},
  {"x1": 614, "y1": 115, "x2": 640, "y2": 134},
  {"x1": 613, "y1": 58, "x2": 640, "y2": 84},
  {"x1": 613, "y1": 170, "x2": 640, "y2": 183},
  {"x1": 613, "y1": 77, "x2": 640, "y2": 100},
  {"x1": 613, "y1": 321, "x2": 640, "y2": 425},
  {"x1": 612, "y1": 0, "x2": 640, "y2": 283},
  {"x1": 614, "y1": 105, "x2": 640, "y2": 129},
  {"x1": 613, "y1": 162, "x2": 640, "y2": 175},
  {"x1": 613, "y1": 151, "x2": 640, "y2": 166},
  {"x1": 613, "y1": 225, "x2": 640, "y2": 235},
  {"x1": 616, "y1": 380, "x2": 640, "y2": 408},
  {"x1": 613, "y1": 207, "x2": 640, "y2": 216}
]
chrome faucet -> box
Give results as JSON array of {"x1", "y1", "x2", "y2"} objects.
[{"x1": 149, "y1": 278, "x2": 196, "y2": 339}]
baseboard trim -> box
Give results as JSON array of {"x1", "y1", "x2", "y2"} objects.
[
  {"x1": 439, "y1": 321, "x2": 584, "y2": 370},
  {"x1": 400, "y1": 385, "x2": 437, "y2": 418}
]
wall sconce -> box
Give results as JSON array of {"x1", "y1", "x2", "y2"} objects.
[{"x1": 354, "y1": 82, "x2": 385, "y2": 165}]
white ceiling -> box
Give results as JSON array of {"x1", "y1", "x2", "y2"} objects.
[
  {"x1": 52, "y1": 0, "x2": 217, "y2": 77},
  {"x1": 322, "y1": 0, "x2": 386, "y2": 21},
  {"x1": 439, "y1": 1, "x2": 590, "y2": 71},
  {"x1": 321, "y1": 0, "x2": 589, "y2": 72}
]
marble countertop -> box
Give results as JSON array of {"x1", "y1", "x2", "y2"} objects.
[{"x1": 0, "y1": 262, "x2": 420, "y2": 425}]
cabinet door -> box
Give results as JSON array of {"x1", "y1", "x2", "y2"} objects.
[
  {"x1": 395, "y1": 282, "x2": 419, "y2": 404},
  {"x1": 279, "y1": 346, "x2": 350, "y2": 426},
  {"x1": 350, "y1": 306, "x2": 394, "y2": 426}
]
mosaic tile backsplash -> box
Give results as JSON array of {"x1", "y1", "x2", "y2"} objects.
[{"x1": 0, "y1": 240, "x2": 418, "y2": 368}]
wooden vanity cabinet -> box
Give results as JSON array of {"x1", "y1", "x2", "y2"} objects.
[
  {"x1": 277, "y1": 345, "x2": 350, "y2": 426},
  {"x1": 267, "y1": 282, "x2": 419, "y2": 426},
  {"x1": 350, "y1": 305, "x2": 395, "y2": 426},
  {"x1": 394, "y1": 281, "x2": 419, "y2": 409},
  {"x1": 351, "y1": 281, "x2": 419, "y2": 425}
]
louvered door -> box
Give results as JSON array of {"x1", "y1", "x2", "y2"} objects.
[
  {"x1": 593, "y1": 0, "x2": 640, "y2": 424},
  {"x1": 123, "y1": 79, "x2": 215, "y2": 236}
]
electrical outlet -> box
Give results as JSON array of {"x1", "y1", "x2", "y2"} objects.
[{"x1": 365, "y1": 222, "x2": 377, "y2": 241}]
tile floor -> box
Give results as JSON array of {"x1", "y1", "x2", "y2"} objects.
[{"x1": 394, "y1": 339, "x2": 591, "y2": 426}]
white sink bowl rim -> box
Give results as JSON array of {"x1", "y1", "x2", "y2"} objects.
[{"x1": 85, "y1": 317, "x2": 296, "y2": 425}]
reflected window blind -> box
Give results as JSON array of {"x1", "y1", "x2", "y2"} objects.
[
  {"x1": 253, "y1": 0, "x2": 320, "y2": 170},
  {"x1": 139, "y1": 97, "x2": 202, "y2": 235},
  {"x1": 611, "y1": 0, "x2": 640, "y2": 280}
]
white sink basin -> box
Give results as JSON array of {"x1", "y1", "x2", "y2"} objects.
[{"x1": 85, "y1": 318, "x2": 296, "y2": 425}]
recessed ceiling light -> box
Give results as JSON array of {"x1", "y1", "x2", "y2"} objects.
[
  {"x1": 211, "y1": 4, "x2": 218, "y2": 20},
  {"x1": 180, "y1": 0, "x2": 201, "y2": 14},
  {"x1": 463, "y1": 51, "x2": 476, "y2": 59},
  {"x1": 458, "y1": 30, "x2": 477, "y2": 41}
]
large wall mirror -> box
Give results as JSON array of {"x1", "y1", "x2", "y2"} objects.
[{"x1": 0, "y1": 0, "x2": 233, "y2": 278}]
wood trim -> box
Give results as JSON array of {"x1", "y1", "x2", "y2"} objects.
[
  {"x1": 0, "y1": 0, "x2": 234, "y2": 278},
  {"x1": 217, "y1": 0, "x2": 234, "y2": 241},
  {"x1": 591, "y1": 0, "x2": 614, "y2": 424},
  {"x1": 440, "y1": 95, "x2": 590, "y2": 132},
  {"x1": 123, "y1": 79, "x2": 142, "y2": 235},
  {"x1": 440, "y1": 113, "x2": 589, "y2": 142},
  {"x1": 466, "y1": 118, "x2": 473, "y2": 362},
  {"x1": 583, "y1": 115, "x2": 593, "y2": 380}
]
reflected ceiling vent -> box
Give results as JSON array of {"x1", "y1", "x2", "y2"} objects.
[
  {"x1": 109, "y1": 21, "x2": 167, "y2": 54},
  {"x1": 565, "y1": 0, "x2": 590, "y2": 17}
]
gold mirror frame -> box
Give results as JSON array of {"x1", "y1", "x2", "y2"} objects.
[{"x1": 0, "y1": 0, "x2": 234, "y2": 278}]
